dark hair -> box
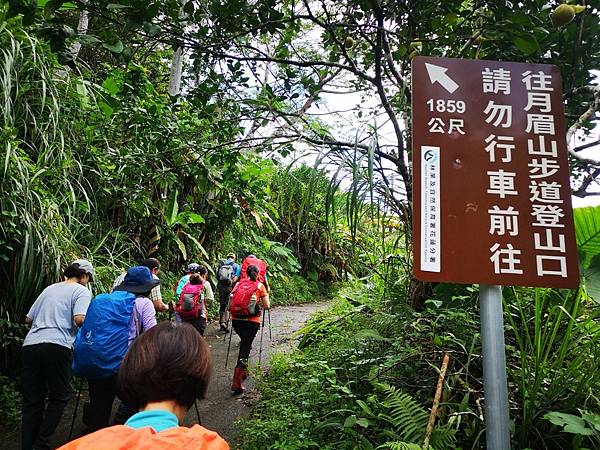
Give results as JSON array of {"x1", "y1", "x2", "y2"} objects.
[
  {"x1": 189, "y1": 273, "x2": 202, "y2": 285},
  {"x1": 197, "y1": 265, "x2": 208, "y2": 276},
  {"x1": 247, "y1": 264, "x2": 259, "y2": 281},
  {"x1": 141, "y1": 258, "x2": 160, "y2": 271},
  {"x1": 117, "y1": 322, "x2": 212, "y2": 410},
  {"x1": 63, "y1": 263, "x2": 87, "y2": 280}
]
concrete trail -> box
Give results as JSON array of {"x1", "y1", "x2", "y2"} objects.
[{"x1": 0, "y1": 301, "x2": 330, "y2": 450}]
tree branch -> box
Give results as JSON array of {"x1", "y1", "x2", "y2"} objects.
[{"x1": 567, "y1": 86, "x2": 600, "y2": 165}]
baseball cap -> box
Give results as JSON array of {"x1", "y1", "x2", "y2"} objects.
[
  {"x1": 227, "y1": 252, "x2": 236, "y2": 259},
  {"x1": 72, "y1": 259, "x2": 95, "y2": 281}
]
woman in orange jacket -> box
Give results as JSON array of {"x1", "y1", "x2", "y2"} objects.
[{"x1": 59, "y1": 321, "x2": 229, "y2": 450}]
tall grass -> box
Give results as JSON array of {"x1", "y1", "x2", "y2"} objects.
[
  {"x1": 0, "y1": 20, "x2": 85, "y2": 320},
  {"x1": 504, "y1": 287, "x2": 600, "y2": 447}
]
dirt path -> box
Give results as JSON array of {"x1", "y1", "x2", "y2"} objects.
[{"x1": 1, "y1": 301, "x2": 330, "y2": 450}]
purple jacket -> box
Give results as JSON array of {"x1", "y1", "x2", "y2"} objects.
[{"x1": 128, "y1": 297, "x2": 157, "y2": 345}]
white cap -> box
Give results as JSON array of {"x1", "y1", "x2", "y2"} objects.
[{"x1": 72, "y1": 259, "x2": 95, "y2": 280}]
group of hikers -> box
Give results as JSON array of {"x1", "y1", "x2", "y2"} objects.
[{"x1": 20, "y1": 252, "x2": 271, "y2": 450}]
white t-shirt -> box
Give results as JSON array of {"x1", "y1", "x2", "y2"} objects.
[{"x1": 24, "y1": 282, "x2": 92, "y2": 349}]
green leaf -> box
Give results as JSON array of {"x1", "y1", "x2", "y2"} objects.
[
  {"x1": 107, "y1": 3, "x2": 129, "y2": 10},
  {"x1": 181, "y1": 231, "x2": 209, "y2": 259},
  {"x1": 356, "y1": 400, "x2": 373, "y2": 416},
  {"x1": 102, "y1": 40, "x2": 124, "y2": 53},
  {"x1": 544, "y1": 412, "x2": 595, "y2": 436},
  {"x1": 582, "y1": 255, "x2": 600, "y2": 302},
  {"x1": 574, "y1": 206, "x2": 600, "y2": 267},
  {"x1": 582, "y1": 411, "x2": 600, "y2": 432},
  {"x1": 513, "y1": 35, "x2": 538, "y2": 55},
  {"x1": 77, "y1": 35, "x2": 102, "y2": 45},
  {"x1": 343, "y1": 415, "x2": 357, "y2": 428},
  {"x1": 185, "y1": 213, "x2": 205, "y2": 224},
  {"x1": 174, "y1": 235, "x2": 187, "y2": 260},
  {"x1": 355, "y1": 328, "x2": 390, "y2": 342},
  {"x1": 356, "y1": 418, "x2": 369, "y2": 428},
  {"x1": 165, "y1": 189, "x2": 179, "y2": 227},
  {"x1": 143, "y1": 22, "x2": 162, "y2": 36}
]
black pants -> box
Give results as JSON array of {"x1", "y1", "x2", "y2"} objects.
[
  {"x1": 232, "y1": 320, "x2": 260, "y2": 369},
  {"x1": 184, "y1": 316, "x2": 207, "y2": 336},
  {"x1": 21, "y1": 343, "x2": 72, "y2": 450},
  {"x1": 218, "y1": 285, "x2": 232, "y2": 314},
  {"x1": 86, "y1": 376, "x2": 117, "y2": 431}
]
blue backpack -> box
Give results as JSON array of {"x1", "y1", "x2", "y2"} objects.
[{"x1": 73, "y1": 291, "x2": 136, "y2": 379}]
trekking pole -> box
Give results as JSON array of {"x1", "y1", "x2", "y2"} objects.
[
  {"x1": 258, "y1": 309, "x2": 266, "y2": 366},
  {"x1": 267, "y1": 308, "x2": 272, "y2": 342},
  {"x1": 225, "y1": 324, "x2": 234, "y2": 368},
  {"x1": 194, "y1": 400, "x2": 202, "y2": 425},
  {"x1": 69, "y1": 378, "x2": 84, "y2": 440}
]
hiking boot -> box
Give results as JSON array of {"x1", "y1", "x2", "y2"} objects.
[
  {"x1": 219, "y1": 322, "x2": 229, "y2": 333},
  {"x1": 231, "y1": 367, "x2": 244, "y2": 394}
]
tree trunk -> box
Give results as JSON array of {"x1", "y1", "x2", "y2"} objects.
[{"x1": 168, "y1": 47, "x2": 183, "y2": 96}]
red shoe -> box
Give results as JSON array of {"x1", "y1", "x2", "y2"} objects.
[{"x1": 231, "y1": 367, "x2": 244, "y2": 394}]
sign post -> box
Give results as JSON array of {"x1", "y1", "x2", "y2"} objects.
[
  {"x1": 411, "y1": 56, "x2": 579, "y2": 449},
  {"x1": 479, "y1": 284, "x2": 510, "y2": 449}
]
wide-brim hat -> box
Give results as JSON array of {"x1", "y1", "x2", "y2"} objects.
[{"x1": 114, "y1": 266, "x2": 160, "y2": 294}]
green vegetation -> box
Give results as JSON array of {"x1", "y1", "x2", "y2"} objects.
[{"x1": 240, "y1": 277, "x2": 600, "y2": 449}]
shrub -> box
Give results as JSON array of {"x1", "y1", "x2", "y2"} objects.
[
  {"x1": 0, "y1": 375, "x2": 21, "y2": 429},
  {"x1": 269, "y1": 275, "x2": 323, "y2": 306}
]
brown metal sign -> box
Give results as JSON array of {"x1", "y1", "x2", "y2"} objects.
[{"x1": 412, "y1": 56, "x2": 579, "y2": 288}]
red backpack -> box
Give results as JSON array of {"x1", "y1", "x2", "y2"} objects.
[
  {"x1": 240, "y1": 257, "x2": 267, "y2": 283},
  {"x1": 176, "y1": 282, "x2": 205, "y2": 320},
  {"x1": 229, "y1": 278, "x2": 261, "y2": 318}
]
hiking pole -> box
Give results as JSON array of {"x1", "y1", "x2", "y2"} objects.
[
  {"x1": 267, "y1": 308, "x2": 272, "y2": 342},
  {"x1": 258, "y1": 309, "x2": 266, "y2": 366},
  {"x1": 69, "y1": 378, "x2": 84, "y2": 440},
  {"x1": 194, "y1": 400, "x2": 202, "y2": 425},
  {"x1": 225, "y1": 324, "x2": 234, "y2": 368}
]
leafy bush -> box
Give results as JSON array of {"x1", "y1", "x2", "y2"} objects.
[
  {"x1": 238, "y1": 283, "x2": 460, "y2": 449},
  {"x1": 240, "y1": 279, "x2": 600, "y2": 449},
  {"x1": 0, "y1": 375, "x2": 21, "y2": 429},
  {"x1": 269, "y1": 275, "x2": 323, "y2": 306}
]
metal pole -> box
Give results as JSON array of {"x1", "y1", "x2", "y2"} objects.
[
  {"x1": 479, "y1": 284, "x2": 510, "y2": 450},
  {"x1": 267, "y1": 308, "x2": 272, "y2": 342},
  {"x1": 69, "y1": 378, "x2": 84, "y2": 440},
  {"x1": 194, "y1": 400, "x2": 202, "y2": 425},
  {"x1": 225, "y1": 324, "x2": 234, "y2": 368},
  {"x1": 258, "y1": 309, "x2": 266, "y2": 365}
]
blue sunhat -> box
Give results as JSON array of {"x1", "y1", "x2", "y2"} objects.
[{"x1": 113, "y1": 266, "x2": 160, "y2": 294}]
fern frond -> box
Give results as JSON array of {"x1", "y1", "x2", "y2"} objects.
[
  {"x1": 376, "y1": 442, "x2": 432, "y2": 450},
  {"x1": 374, "y1": 383, "x2": 457, "y2": 450},
  {"x1": 430, "y1": 425, "x2": 457, "y2": 449},
  {"x1": 375, "y1": 383, "x2": 428, "y2": 443}
]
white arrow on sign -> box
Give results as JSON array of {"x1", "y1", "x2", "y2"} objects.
[{"x1": 425, "y1": 63, "x2": 459, "y2": 94}]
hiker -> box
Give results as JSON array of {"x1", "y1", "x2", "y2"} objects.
[
  {"x1": 74, "y1": 266, "x2": 158, "y2": 431},
  {"x1": 21, "y1": 259, "x2": 94, "y2": 450},
  {"x1": 216, "y1": 253, "x2": 240, "y2": 333},
  {"x1": 112, "y1": 258, "x2": 169, "y2": 312},
  {"x1": 59, "y1": 322, "x2": 229, "y2": 450},
  {"x1": 229, "y1": 264, "x2": 270, "y2": 394},
  {"x1": 239, "y1": 254, "x2": 269, "y2": 291},
  {"x1": 175, "y1": 266, "x2": 214, "y2": 336},
  {"x1": 174, "y1": 262, "x2": 201, "y2": 297}
]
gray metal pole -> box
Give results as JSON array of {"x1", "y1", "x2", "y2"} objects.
[{"x1": 479, "y1": 284, "x2": 511, "y2": 450}]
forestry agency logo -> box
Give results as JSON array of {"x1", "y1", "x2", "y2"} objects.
[{"x1": 424, "y1": 149, "x2": 437, "y2": 163}]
